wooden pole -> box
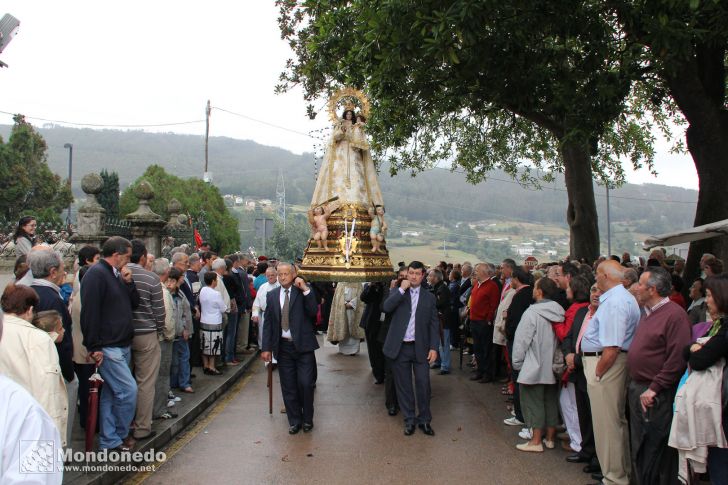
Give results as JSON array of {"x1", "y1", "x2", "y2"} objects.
[{"x1": 267, "y1": 362, "x2": 273, "y2": 415}]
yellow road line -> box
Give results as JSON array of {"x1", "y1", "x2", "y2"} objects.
[{"x1": 123, "y1": 366, "x2": 258, "y2": 485}]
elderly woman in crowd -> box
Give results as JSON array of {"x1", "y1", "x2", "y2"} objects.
[
  {"x1": 687, "y1": 277, "x2": 708, "y2": 326},
  {"x1": 679, "y1": 274, "x2": 728, "y2": 483},
  {"x1": 13, "y1": 216, "x2": 38, "y2": 257},
  {"x1": 556, "y1": 275, "x2": 591, "y2": 454},
  {"x1": 0, "y1": 284, "x2": 68, "y2": 445},
  {"x1": 512, "y1": 276, "x2": 565, "y2": 452},
  {"x1": 199, "y1": 272, "x2": 228, "y2": 375}
]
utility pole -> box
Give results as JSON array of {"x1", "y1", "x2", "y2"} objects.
[
  {"x1": 606, "y1": 184, "x2": 611, "y2": 257},
  {"x1": 276, "y1": 169, "x2": 286, "y2": 230},
  {"x1": 204, "y1": 99, "x2": 211, "y2": 182},
  {"x1": 63, "y1": 143, "x2": 73, "y2": 226}
]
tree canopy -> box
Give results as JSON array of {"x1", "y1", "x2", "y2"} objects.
[
  {"x1": 276, "y1": 0, "x2": 659, "y2": 261},
  {"x1": 0, "y1": 115, "x2": 73, "y2": 223},
  {"x1": 268, "y1": 213, "x2": 311, "y2": 262},
  {"x1": 610, "y1": 0, "x2": 728, "y2": 280},
  {"x1": 119, "y1": 165, "x2": 240, "y2": 254}
]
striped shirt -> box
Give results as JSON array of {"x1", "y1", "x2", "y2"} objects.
[{"x1": 127, "y1": 263, "x2": 166, "y2": 334}]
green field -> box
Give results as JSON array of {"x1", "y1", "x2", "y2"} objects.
[{"x1": 387, "y1": 244, "x2": 480, "y2": 267}]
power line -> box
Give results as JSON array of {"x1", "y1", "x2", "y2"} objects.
[
  {"x1": 0, "y1": 109, "x2": 205, "y2": 128},
  {"x1": 211, "y1": 106, "x2": 320, "y2": 139}
]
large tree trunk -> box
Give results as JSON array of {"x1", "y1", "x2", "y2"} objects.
[
  {"x1": 560, "y1": 139, "x2": 600, "y2": 262},
  {"x1": 681, "y1": 115, "x2": 728, "y2": 283},
  {"x1": 664, "y1": 43, "x2": 728, "y2": 283}
]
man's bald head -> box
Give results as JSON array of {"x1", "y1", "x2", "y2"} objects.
[{"x1": 596, "y1": 260, "x2": 625, "y2": 292}]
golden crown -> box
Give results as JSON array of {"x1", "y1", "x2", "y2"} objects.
[{"x1": 327, "y1": 86, "x2": 370, "y2": 123}]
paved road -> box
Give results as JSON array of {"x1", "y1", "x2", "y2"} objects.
[{"x1": 127, "y1": 341, "x2": 588, "y2": 485}]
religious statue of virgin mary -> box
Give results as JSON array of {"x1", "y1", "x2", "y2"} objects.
[{"x1": 299, "y1": 87, "x2": 393, "y2": 283}]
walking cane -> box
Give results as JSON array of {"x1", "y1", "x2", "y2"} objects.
[{"x1": 267, "y1": 362, "x2": 273, "y2": 415}]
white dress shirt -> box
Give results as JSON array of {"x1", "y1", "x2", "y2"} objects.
[{"x1": 399, "y1": 286, "x2": 420, "y2": 342}]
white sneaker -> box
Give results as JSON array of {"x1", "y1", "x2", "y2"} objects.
[
  {"x1": 503, "y1": 416, "x2": 524, "y2": 426},
  {"x1": 168, "y1": 391, "x2": 181, "y2": 401},
  {"x1": 519, "y1": 428, "x2": 533, "y2": 440},
  {"x1": 167, "y1": 399, "x2": 176, "y2": 408}
]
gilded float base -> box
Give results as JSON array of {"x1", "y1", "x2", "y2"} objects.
[{"x1": 299, "y1": 203, "x2": 394, "y2": 283}]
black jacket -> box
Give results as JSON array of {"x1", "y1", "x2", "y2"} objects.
[
  {"x1": 430, "y1": 281, "x2": 452, "y2": 329},
  {"x1": 81, "y1": 260, "x2": 139, "y2": 352},
  {"x1": 505, "y1": 285, "x2": 534, "y2": 341},
  {"x1": 359, "y1": 282, "x2": 386, "y2": 331},
  {"x1": 382, "y1": 287, "x2": 439, "y2": 363},
  {"x1": 262, "y1": 286, "x2": 319, "y2": 357},
  {"x1": 32, "y1": 284, "x2": 74, "y2": 382},
  {"x1": 562, "y1": 305, "x2": 590, "y2": 388}
]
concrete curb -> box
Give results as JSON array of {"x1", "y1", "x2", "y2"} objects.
[{"x1": 64, "y1": 352, "x2": 259, "y2": 485}]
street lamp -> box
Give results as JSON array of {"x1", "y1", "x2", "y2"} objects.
[{"x1": 63, "y1": 143, "x2": 73, "y2": 226}]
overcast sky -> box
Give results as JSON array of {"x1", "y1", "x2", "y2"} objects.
[{"x1": 0, "y1": 1, "x2": 698, "y2": 190}]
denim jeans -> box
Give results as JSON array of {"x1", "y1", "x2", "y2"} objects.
[
  {"x1": 224, "y1": 311, "x2": 239, "y2": 362},
  {"x1": 439, "y1": 328, "x2": 452, "y2": 371},
  {"x1": 170, "y1": 338, "x2": 191, "y2": 389},
  {"x1": 98, "y1": 346, "x2": 137, "y2": 450}
]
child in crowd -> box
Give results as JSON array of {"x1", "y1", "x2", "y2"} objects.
[{"x1": 32, "y1": 310, "x2": 65, "y2": 343}]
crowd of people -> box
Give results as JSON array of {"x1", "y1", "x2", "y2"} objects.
[
  {"x1": 0, "y1": 216, "x2": 281, "y2": 482},
  {"x1": 355, "y1": 252, "x2": 727, "y2": 485},
  {"x1": 2, "y1": 212, "x2": 727, "y2": 485}
]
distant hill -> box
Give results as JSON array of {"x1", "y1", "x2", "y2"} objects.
[{"x1": 0, "y1": 124, "x2": 698, "y2": 237}]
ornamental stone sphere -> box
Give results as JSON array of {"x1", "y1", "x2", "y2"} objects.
[
  {"x1": 168, "y1": 198, "x2": 182, "y2": 214},
  {"x1": 81, "y1": 173, "x2": 103, "y2": 195},
  {"x1": 134, "y1": 180, "x2": 154, "y2": 200}
]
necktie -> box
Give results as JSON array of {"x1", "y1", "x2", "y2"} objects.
[
  {"x1": 281, "y1": 289, "x2": 290, "y2": 332},
  {"x1": 576, "y1": 312, "x2": 593, "y2": 354}
]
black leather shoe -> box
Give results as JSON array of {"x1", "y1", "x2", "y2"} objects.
[
  {"x1": 583, "y1": 464, "x2": 601, "y2": 474},
  {"x1": 566, "y1": 453, "x2": 590, "y2": 463},
  {"x1": 478, "y1": 376, "x2": 493, "y2": 383},
  {"x1": 404, "y1": 424, "x2": 416, "y2": 436},
  {"x1": 590, "y1": 472, "x2": 603, "y2": 481},
  {"x1": 418, "y1": 423, "x2": 435, "y2": 436},
  {"x1": 288, "y1": 424, "x2": 301, "y2": 435},
  {"x1": 387, "y1": 407, "x2": 398, "y2": 416},
  {"x1": 469, "y1": 374, "x2": 484, "y2": 381},
  {"x1": 302, "y1": 423, "x2": 314, "y2": 433},
  {"x1": 439, "y1": 370, "x2": 451, "y2": 375}
]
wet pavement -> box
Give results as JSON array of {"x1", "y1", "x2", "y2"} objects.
[{"x1": 126, "y1": 340, "x2": 588, "y2": 485}]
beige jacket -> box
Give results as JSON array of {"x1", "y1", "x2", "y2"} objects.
[
  {"x1": 0, "y1": 313, "x2": 68, "y2": 445},
  {"x1": 161, "y1": 287, "x2": 176, "y2": 341},
  {"x1": 71, "y1": 274, "x2": 90, "y2": 364},
  {"x1": 493, "y1": 287, "x2": 516, "y2": 346},
  {"x1": 669, "y1": 358, "x2": 727, "y2": 480}
]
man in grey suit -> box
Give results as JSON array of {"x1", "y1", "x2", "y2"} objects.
[{"x1": 383, "y1": 261, "x2": 440, "y2": 436}]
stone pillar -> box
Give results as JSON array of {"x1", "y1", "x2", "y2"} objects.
[
  {"x1": 70, "y1": 173, "x2": 108, "y2": 248},
  {"x1": 125, "y1": 180, "x2": 166, "y2": 257}
]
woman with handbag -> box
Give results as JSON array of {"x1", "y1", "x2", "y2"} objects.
[{"x1": 512, "y1": 276, "x2": 565, "y2": 453}]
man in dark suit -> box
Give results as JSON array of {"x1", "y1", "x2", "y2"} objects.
[
  {"x1": 383, "y1": 261, "x2": 440, "y2": 436},
  {"x1": 261, "y1": 263, "x2": 319, "y2": 434}
]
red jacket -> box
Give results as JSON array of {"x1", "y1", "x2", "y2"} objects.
[
  {"x1": 553, "y1": 301, "x2": 588, "y2": 342},
  {"x1": 469, "y1": 278, "x2": 500, "y2": 322}
]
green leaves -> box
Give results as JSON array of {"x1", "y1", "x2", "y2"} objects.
[
  {"x1": 120, "y1": 165, "x2": 240, "y2": 254},
  {"x1": 0, "y1": 116, "x2": 73, "y2": 222}
]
